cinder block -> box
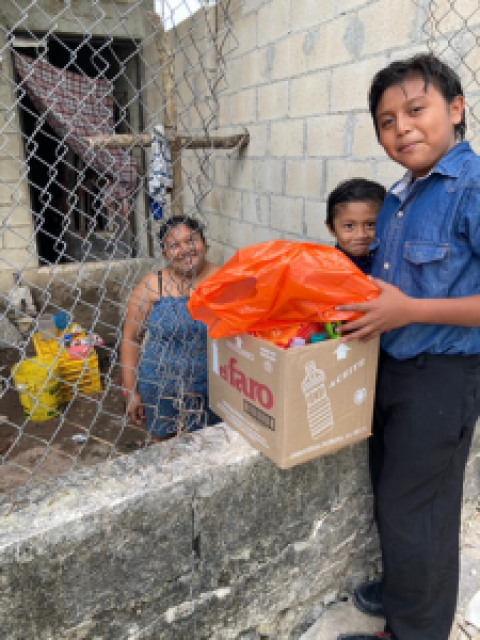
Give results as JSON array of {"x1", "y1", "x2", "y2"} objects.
[
  {"x1": 305, "y1": 16, "x2": 353, "y2": 72},
  {"x1": 0, "y1": 79, "x2": 14, "y2": 108},
  {"x1": 270, "y1": 195, "x2": 304, "y2": 234},
  {"x1": 230, "y1": 157, "x2": 257, "y2": 190},
  {"x1": 242, "y1": 0, "x2": 269, "y2": 15},
  {"x1": 202, "y1": 189, "x2": 220, "y2": 213},
  {"x1": 254, "y1": 159, "x2": 285, "y2": 194},
  {"x1": 0, "y1": 203, "x2": 32, "y2": 226},
  {"x1": 243, "y1": 192, "x2": 270, "y2": 225},
  {"x1": 191, "y1": 98, "x2": 217, "y2": 132},
  {"x1": 290, "y1": 70, "x2": 330, "y2": 118},
  {"x1": 270, "y1": 33, "x2": 307, "y2": 81},
  {"x1": 352, "y1": 112, "x2": 383, "y2": 159},
  {"x1": 258, "y1": 0, "x2": 290, "y2": 44},
  {"x1": 243, "y1": 123, "x2": 269, "y2": 157},
  {"x1": 230, "y1": 89, "x2": 256, "y2": 125},
  {"x1": 7, "y1": 182, "x2": 31, "y2": 206},
  {"x1": 305, "y1": 200, "x2": 331, "y2": 242},
  {"x1": 0, "y1": 157, "x2": 23, "y2": 182},
  {"x1": 0, "y1": 185, "x2": 16, "y2": 207},
  {"x1": 207, "y1": 213, "x2": 230, "y2": 243},
  {"x1": 325, "y1": 159, "x2": 374, "y2": 196},
  {"x1": 234, "y1": 12, "x2": 258, "y2": 56},
  {"x1": 307, "y1": 114, "x2": 349, "y2": 158},
  {"x1": 228, "y1": 219, "x2": 256, "y2": 248},
  {"x1": 258, "y1": 81, "x2": 289, "y2": 120},
  {"x1": 330, "y1": 57, "x2": 387, "y2": 112},
  {"x1": 291, "y1": 0, "x2": 335, "y2": 31},
  {"x1": 0, "y1": 111, "x2": 20, "y2": 135},
  {"x1": 334, "y1": 0, "x2": 369, "y2": 11},
  {"x1": 218, "y1": 95, "x2": 230, "y2": 127},
  {"x1": 374, "y1": 160, "x2": 404, "y2": 189},
  {"x1": 207, "y1": 240, "x2": 226, "y2": 266},
  {"x1": 271, "y1": 120, "x2": 304, "y2": 157},
  {"x1": 0, "y1": 133, "x2": 23, "y2": 160},
  {"x1": 226, "y1": 57, "x2": 244, "y2": 93},
  {"x1": 1, "y1": 226, "x2": 33, "y2": 249},
  {"x1": 286, "y1": 159, "x2": 323, "y2": 198},
  {"x1": 219, "y1": 189, "x2": 243, "y2": 219},
  {"x1": 0, "y1": 248, "x2": 37, "y2": 270},
  {"x1": 254, "y1": 225, "x2": 277, "y2": 243},
  {"x1": 215, "y1": 157, "x2": 230, "y2": 188},
  {"x1": 240, "y1": 50, "x2": 260, "y2": 89},
  {"x1": 358, "y1": 0, "x2": 415, "y2": 56}
]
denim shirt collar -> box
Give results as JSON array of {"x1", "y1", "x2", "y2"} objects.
[{"x1": 389, "y1": 141, "x2": 472, "y2": 202}]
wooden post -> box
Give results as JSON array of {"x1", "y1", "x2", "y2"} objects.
[
  {"x1": 84, "y1": 131, "x2": 250, "y2": 150},
  {"x1": 149, "y1": 11, "x2": 183, "y2": 217}
]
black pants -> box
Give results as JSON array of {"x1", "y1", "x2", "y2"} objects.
[{"x1": 371, "y1": 351, "x2": 480, "y2": 640}]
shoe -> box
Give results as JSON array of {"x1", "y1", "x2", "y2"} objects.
[
  {"x1": 352, "y1": 579, "x2": 384, "y2": 618},
  {"x1": 337, "y1": 634, "x2": 392, "y2": 639}
]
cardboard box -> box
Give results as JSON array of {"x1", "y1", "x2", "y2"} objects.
[{"x1": 208, "y1": 334, "x2": 379, "y2": 469}]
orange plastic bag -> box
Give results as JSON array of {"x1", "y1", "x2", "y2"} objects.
[{"x1": 188, "y1": 241, "x2": 380, "y2": 338}]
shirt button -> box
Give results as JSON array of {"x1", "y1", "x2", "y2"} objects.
[
  {"x1": 397, "y1": 210, "x2": 404, "y2": 218},
  {"x1": 384, "y1": 262, "x2": 390, "y2": 270}
]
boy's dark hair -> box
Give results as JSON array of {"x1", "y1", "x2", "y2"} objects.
[
  {"x1": 326, "y1": 178, "x2": 386, "y2": 228},
  {"x1": 369, "y1": 53, "x2": 465, "y2": 140},
  {"x1": 158, "y1": 215, "x2": 206, "y2": 248}
]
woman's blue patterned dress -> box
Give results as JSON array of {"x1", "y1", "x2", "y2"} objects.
[{"x1": 137, "y1": 276, "x2": 218, "y2": 436}]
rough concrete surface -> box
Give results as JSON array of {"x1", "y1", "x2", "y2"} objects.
[
  {"x1": 0, "y1": 425, "x2": 382, "y2": 640},
  {"x1": 0, "y1": 421, "x2": 477, "y2": 640}
]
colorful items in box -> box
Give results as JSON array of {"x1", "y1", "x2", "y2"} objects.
[{"x1": 251, "y1": 321, "x2": 344, "y2": 349}]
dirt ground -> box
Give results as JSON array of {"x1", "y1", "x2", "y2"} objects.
[{"x1": 0, "y1": 345, "x2": 149, "y2": 499}]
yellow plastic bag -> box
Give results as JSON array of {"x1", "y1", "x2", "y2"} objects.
[{"x1": 12, "y1": 357, "x2": 62, "y2": 421}]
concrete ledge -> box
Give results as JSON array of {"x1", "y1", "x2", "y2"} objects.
[
  {"x1": 0, "y1": 423, "x2": 477, "y2": 639},
  {"x1": 0, "y1": 426, "x2": 381, "y2": 639}
]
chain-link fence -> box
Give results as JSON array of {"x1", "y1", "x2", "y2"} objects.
[
  {"x1": 0, "y1": 0, "x2": 246, "y2": 511},
  {"x1": 418, "y1": 0, "x2": 480, "y2": 146},
  {"x1": 0, "y1": 0, "x2": 479, "y2": 515}
]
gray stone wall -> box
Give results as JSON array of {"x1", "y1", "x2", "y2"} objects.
[{"x1": 0, "y1": 424, "x2": 478, "y2": 640}]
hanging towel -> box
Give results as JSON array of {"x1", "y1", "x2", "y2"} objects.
[{"x1": 148, "y1": 125, "x2": 173, "y2": 220}]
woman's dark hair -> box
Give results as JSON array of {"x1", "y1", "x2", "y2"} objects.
[
  {"x1": 158, "y1": 216, "x2": 206, "y2": 249},
  {"x1": 326, "y1": 178, "x2": 386, "y2": 228},
  {"x1": 369, "y1": 53, "x2": 465, "y2": 141}
]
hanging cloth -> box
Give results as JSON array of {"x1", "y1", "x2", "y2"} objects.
[
  {"x1": 14, "y1": 53, "x2": 138, "y2": 213},
  {"x1": 148, "y1": 125, "x2": 173, "y2": 220}
]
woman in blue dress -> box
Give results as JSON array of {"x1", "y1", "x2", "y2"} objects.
[{"x1": 121, "y1": 216, "x2": 219, "y2": 441}]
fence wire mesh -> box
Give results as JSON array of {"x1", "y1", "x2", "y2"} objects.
[
  {"x1": 417, "y1": 0, "x2": 480, "y2": 146},
  {"x1": 0, "y1": 0, "x2": 479, "y2": 517},
  {"x1": 0, "y1": 0, "x2": 242, "y2": 511}
]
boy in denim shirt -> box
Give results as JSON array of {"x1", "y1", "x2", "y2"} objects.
[{"x1": 337, "y1": 54, "x2": 480, "y2": 640}]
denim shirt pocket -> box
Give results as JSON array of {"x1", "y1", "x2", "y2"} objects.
[{"x1": 401, "y1": 241, "x2": 450, "y2": 298}]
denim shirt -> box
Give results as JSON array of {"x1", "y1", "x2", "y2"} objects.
[{"x1": 371, "y1": 141, "x2": 480, "y2": 360}]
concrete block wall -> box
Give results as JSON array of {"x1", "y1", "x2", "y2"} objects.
[
  {"x1": 0, "y1": 31, "x2": 38, "y2": 274},
  {"x1": 0, "y1": 0, "x2": 154, "y2": 276},
  {"x1": 202, "y1": 0, "x2": 480, "y2": 264}
]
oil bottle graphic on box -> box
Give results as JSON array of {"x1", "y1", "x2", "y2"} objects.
[{"x1": 301, "y1": 361, "x2": 334, "y2": 438}]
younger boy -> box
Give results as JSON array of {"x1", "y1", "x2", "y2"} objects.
[
  {"x1": 326, "y1": 178, "x2": 386, "y2": 274},
  {"x1": 336, "y1": 54, "x2": 480, "y2": 640}
]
